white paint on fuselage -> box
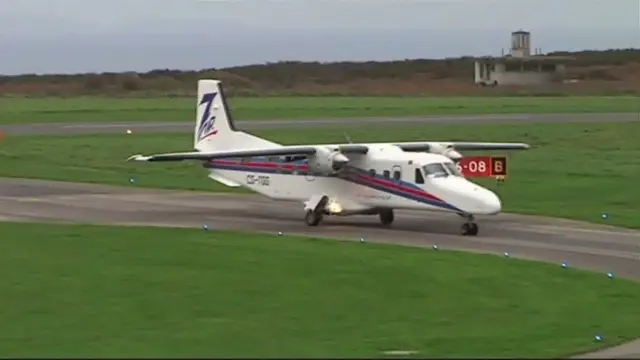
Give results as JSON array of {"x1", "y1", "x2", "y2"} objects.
[{"x1": 207, "y1": 144, "x2": 502, "y2": 216}]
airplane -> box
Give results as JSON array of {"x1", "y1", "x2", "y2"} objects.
[{"x1": 127, "y1": 79, "x2": 531, "y2": 236}]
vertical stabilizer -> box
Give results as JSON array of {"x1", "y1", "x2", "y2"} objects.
[
  {"x1": 194, "y1": 79, "x2": 278, "y2": 152},
  {"x1": 194, "y1": 80, "x2": 233, "y2": 150}
]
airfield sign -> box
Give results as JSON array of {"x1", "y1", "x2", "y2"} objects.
[{"x1": 457, "y1": 156, "x2": 508, "y2": 178}]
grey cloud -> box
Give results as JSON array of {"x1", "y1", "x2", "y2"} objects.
[{"x1": 1, "y1": 0, "x2": 638, "y2": 74}]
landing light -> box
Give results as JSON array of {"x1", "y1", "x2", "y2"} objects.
[{"x1": 327, "y1": 200, "x2": 343, "y2": 214}]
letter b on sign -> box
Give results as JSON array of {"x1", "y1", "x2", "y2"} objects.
[{"x1": 491, "y1": 156, "x2": 507, "y2": 176}]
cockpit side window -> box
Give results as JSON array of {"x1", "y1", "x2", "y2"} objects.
[
  {"x1": 415, "y1": 168, "x2": 425, "y2": 184},
  {"x1": 443, "y1": 162, "x2": 462, "y2": 176},
  {"x1": 423, "y1": 163, "x2": 448, "y2": 178}
]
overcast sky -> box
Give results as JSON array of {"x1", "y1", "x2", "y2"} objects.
[{"x1": 1, "y1": 0, "x2": 638, "y2": 75}]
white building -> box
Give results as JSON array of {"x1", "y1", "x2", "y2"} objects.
[{"x1": 474, "y1": 30, "x2": 574, "y2": 86}]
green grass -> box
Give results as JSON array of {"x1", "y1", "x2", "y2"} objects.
[
  {"x1": 1, "y1": 221, "x2": 639, "y2": 357},
  {"x1": 0, "y1": 96, "x2": 638, "y2": 124},
  {"x1": 1, "y1": 122, "x2": 639, "y2": 228}
]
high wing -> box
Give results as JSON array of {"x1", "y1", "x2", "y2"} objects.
[
  {"x1": 395, "y1": 141, "x2": 531, "y2": 152},
  {"x1": 127, "y1": 144, "x2": 369, "y2": 162},
  {"x1": 127, "y1": 141, "x2": 530, "y2": 162}
]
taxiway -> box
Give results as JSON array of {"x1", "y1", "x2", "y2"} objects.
[{"x1": 1, "y1": 112, "x2": 638, "y2": 135}]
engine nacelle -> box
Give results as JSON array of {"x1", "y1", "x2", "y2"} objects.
[
  {"x1": 308, "y1": 147, "x2": 350, "y2": 175},
  {"x1": 429, "y1": 143, "x2": 463, "y2": 161}
]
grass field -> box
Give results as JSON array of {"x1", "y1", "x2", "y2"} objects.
[
  {"x1": 0, "y1": 96, "x2": 638, "y2": 124},
  {"x1": 1, "y1": 221, "x2": 639, "y2": 357},
  {"x1": 1, "y1": 122, "x2": 639, "y2": 228}
]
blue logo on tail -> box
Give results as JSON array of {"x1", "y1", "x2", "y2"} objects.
[{"x1": 197, "y1": 92, "x2": 218, "y2": 141}]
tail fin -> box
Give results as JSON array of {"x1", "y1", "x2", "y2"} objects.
[
  {"x1": 194, "y1": 79, "x2": 278, "y2": 152},
  {"x1": 194, "y1": 80, "x2": 234, "y2": 150}
]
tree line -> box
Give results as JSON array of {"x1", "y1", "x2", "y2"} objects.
[{"x1": 1, "y1": 49, "x2": 638, "y2": 97}]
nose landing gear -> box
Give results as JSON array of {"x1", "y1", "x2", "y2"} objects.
[
  {"x1": 461, "y1": 222, "x2": 479, "y2": 236},
  {"x1": 460, "y1": 214, "x2": 479, "y2": 236}
]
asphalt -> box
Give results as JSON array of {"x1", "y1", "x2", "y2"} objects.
[{"x1": 1, "y1": 112, "x2": 640, "y2": 358}]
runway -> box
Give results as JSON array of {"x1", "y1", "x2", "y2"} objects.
[
  {"x1": 4, "y1": 177, "x2": 640, "y2": 279},
  {"x1": 2, "y1": 112, "x2": 638, "y2": 135},
  {"x1": 2, "y1": 112, "x2": 640, "y2": 358}
]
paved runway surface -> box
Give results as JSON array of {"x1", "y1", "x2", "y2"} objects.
[
  {"x1": 2, "y1": 112, "x2": 640, "y2": 358},
  {"x1": 2, "y1": 112, "x2": 639, "y2": 135}
]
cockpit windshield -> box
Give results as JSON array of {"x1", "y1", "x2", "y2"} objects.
[
  {"x1": 423, "y1": 162, "x2": 462, "y2": 178},
  {"x1": 423, "y1": 163, "x2": 448, "y2": 178},
  {"x1": 443, "y1": 162, "x2": 462, "y2": 177}
]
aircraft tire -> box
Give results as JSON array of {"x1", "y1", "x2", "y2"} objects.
[
  {"x1": 379, "y1": 209, "x2": 394, "y2": 226},
  {"x1": 461, "y1": 222, "x2": 479, "y2": 236},
  {"x1": 305, "y1": 210, "x2": 323, "y2": 226}
]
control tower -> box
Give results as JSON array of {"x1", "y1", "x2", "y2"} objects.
[
  {"x1": 510, "y1": 30, "x2": 531, "y2": 58},
  {"x1": 474, "y1": 30, "x2": 575, "y2": 86}
]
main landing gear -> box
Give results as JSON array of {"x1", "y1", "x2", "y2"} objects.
[
  {"x1": 378, "y1": 209, "x2": 394, "y2": 226},
  {"x1": 304, "y1": 208, "x2": 396, "y2": 227},
  {"x1": 304, "y1": 195, "x2": 330, "y2": 227},
  {"x1": 304, "y1": 209, "x2": 323, "y2": 226},
  {"x1": 460, "y1": 215, "x2": 479, "y2": 236}
]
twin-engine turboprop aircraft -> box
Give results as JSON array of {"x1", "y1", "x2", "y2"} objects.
[{"x1": 127, "y1": 79, "x2": 531, "y2": 236}]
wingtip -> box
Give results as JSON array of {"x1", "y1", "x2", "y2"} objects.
[{"x1": 126, "y1": 154, "x2": 150, "y2": 162}]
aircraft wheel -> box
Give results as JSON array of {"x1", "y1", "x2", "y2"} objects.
[
  {"x1": 304, "y1": 210, "x2": 323, "y2": 226},
  {"x1": 379, "y1": 209, "x2": 394, "y2": 226},
  {"x1": 460, "y1": 222, "x2": 479, "y2": 236}
]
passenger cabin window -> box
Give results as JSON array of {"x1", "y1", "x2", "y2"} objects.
[
  {"x1": 393, "y1": 170, "x2": 401, "y2": 181},
  {"x1": 423, "y1": 163, "x2": 448, "y2": 178},
  {"x1": 383, "y1": 170, "x2": 391, "y2": 179},
  {"x1": 415, "y1": 168, "x2": 425, "y2": 184}
]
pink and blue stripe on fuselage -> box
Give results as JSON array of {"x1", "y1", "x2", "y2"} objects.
[{"x1": 204, "y1": 157, "x2": 461, "y2": 212}]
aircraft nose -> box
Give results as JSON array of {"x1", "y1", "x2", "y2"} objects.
[{"x1": 479, "y1": 190, "x2": 502, "y2": 215}]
